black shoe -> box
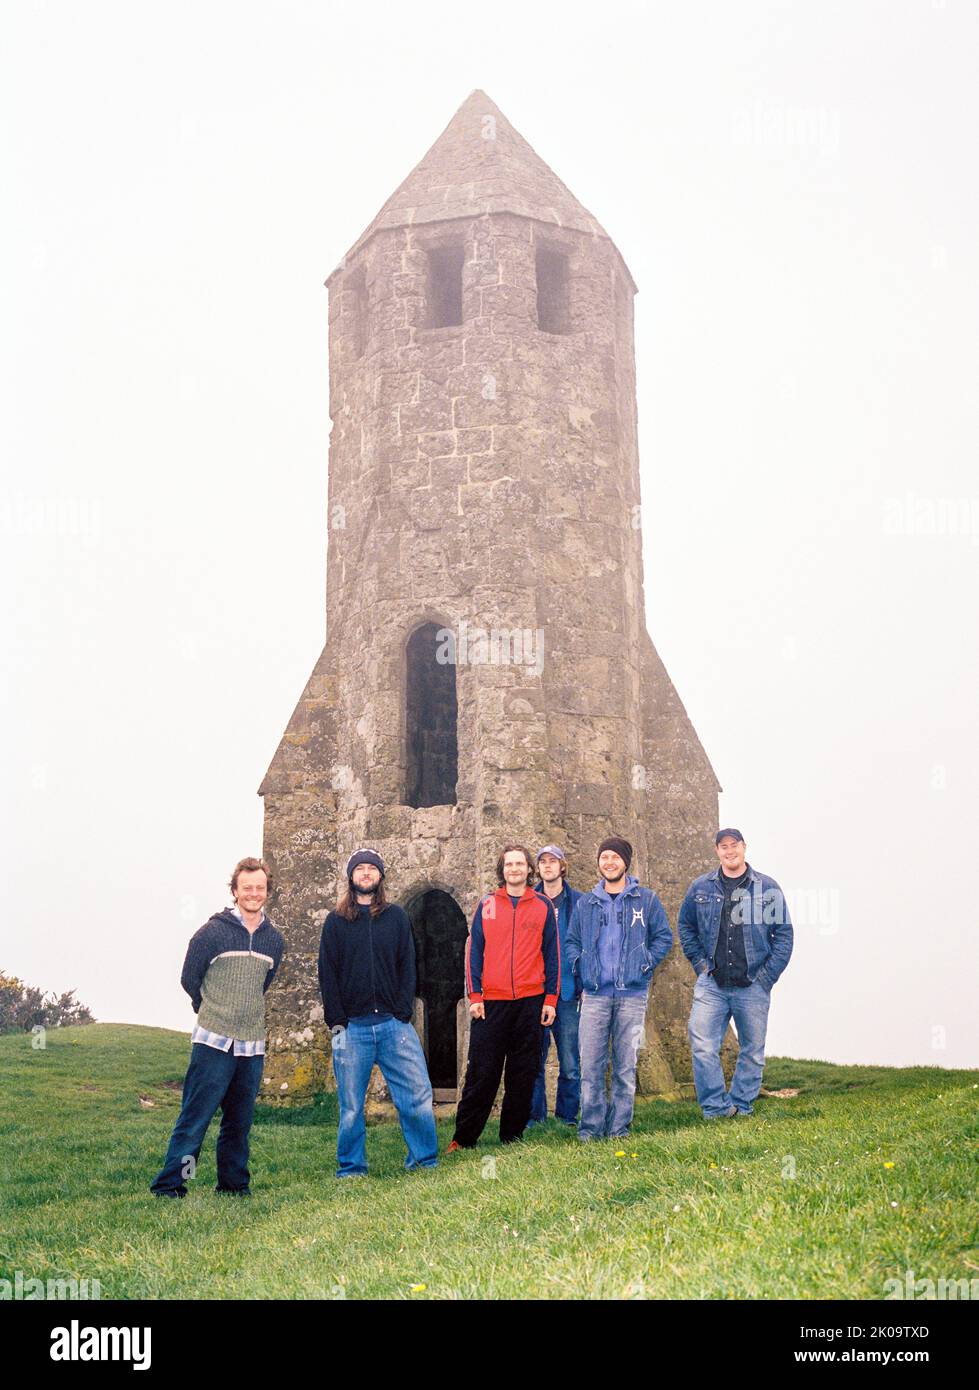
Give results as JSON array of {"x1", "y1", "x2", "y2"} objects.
[
  {"x1": 215, "y1": 1187, "x2": 252, "y2": 1197},
  {"x1": 153, "y1": 1189, "x2": 187, "y2": 1199}
]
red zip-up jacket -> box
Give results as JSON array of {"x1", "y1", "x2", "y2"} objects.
[{"x1": 465, "y1": 885, "x2": 559, "y2": 1007}]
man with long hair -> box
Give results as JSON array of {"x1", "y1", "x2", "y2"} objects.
[
  {"x1": 318, "y1": 849, "x2": 437, "y2": 1177},
  {"x1": 150, "y1": 857, "x2": 284, "y2": 1197},
  {"x1": 447, "y1": 844, "x2": 559, "y2": 1151}
]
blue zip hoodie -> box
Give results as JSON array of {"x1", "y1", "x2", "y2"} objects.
[
  {"x1": 594, "y1": 876, "x2": 643, "y2": 997},
  {"x1": 566, "y1": 875, "x2": 673, "y2": 996}
]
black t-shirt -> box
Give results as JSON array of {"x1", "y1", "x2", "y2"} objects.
[{"x1": 713, "y1": 866, "x2": 751, "y2": 988}]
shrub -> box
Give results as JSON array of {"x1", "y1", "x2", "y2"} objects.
[{"x1": 0, "y1": 970, "x2": 95, "y2": 1033}]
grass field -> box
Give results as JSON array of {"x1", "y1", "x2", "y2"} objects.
[{"x1": 1, "y1": 1023, "x2": 976, "y2": 1299}]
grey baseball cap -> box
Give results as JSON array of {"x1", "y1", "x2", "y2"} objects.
[{"x1": 536, "y1": 844, "x2": 566, "y2": 862}]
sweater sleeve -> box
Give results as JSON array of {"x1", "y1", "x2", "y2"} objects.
[
  {"x1": 466, "y1": 900, "x2": 486, "y2": 1002},
  {"x1": 396, "y1": 908, "x2": 417, "y2": 1021},
  {"x1": 179, "y1": 923, "x2": 213, "y2": 1013},
  {"x1": 317, "y1": 914, "x2": 347, "y2": 1030},
  {"x1": 263, "y1": 930, "x2": 284, "y2": 993}
]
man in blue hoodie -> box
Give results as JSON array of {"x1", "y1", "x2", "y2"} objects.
[{"x1": 565, "y1": 837, "x2": 673, "y2": 1141}]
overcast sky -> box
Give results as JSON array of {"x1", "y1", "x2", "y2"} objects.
[{"x1": 2, "y1": 0, "x2": 976, "y2": 1068}]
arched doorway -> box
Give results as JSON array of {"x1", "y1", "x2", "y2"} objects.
[{"x1": 406, "y1": 888, "x2": 468, "y2": 1098}]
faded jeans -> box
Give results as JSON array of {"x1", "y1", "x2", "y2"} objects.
[
  {"x1": 332, "y1": 1017, "x2": 438, "y2": 1176},
  {"x1": 688, "y1": 972, "x2": 771, "y2": 1116},
  {"x1": 529, "y1": 995, "x2": 581, "y2": 1125},
  {"x1": 577, "y1": 993, "x2": 648, "y2": 1139}
]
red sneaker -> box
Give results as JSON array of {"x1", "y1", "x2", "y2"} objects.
[{"x1": 446, "y1": 1140, "x2": 461, "y2": 1153}]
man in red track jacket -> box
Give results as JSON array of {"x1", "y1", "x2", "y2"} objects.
[{"x1": 448, "y1": 844, "x2": 559, "y2": 1149}]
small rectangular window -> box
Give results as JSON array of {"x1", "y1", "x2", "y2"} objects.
[
  {"x1": 346, "y1": 269, "x2": 367, "y2": 358},
  {"x1": 536, "y1": 247, "x2": 571, "y2": 334},
  {"x1": 426, "y1": 245, "x2": 464, "y2": 328}
]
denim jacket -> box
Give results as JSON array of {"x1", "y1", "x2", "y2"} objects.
[
  {"x1": 677, "y1": 866, "x2": 793, "y2": 990},
  {"x1": 566, "y1": 876, "x2": 673, "y2": 993}
]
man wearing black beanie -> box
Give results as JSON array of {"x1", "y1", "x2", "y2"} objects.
[
  {"x1": 318, "y1": 849, "x2": 438, "y2": 1177},
  {"x1": 566, "y1": 837, "x2": 673, "y2": 1140}
]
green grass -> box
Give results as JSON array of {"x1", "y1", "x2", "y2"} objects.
[{"x1": 1, "y1": 1024, "x2": 976, "y2": 1299}]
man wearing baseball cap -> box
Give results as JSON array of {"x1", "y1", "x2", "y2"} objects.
[
  {"x1": 528, "y1": 846, "x2": 583, "y2": 1127},
  {"x1": 678, "y1": 829, "x2": 794, "y2": 1118},
  {"x1": 317, "y1": 849, "x2": 438, "y2": 1176},
  {"x1": 565, "y1": 837, "x2": 673, "y2": 1141}
]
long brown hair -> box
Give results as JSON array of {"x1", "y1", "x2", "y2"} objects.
[{"x1": 337, "y1": 879, "x2": 389, "y2": 920}]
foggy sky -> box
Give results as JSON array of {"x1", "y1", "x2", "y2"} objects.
[{"x1": 2, "y1": 0, "x2": 977, "y2": 1067}]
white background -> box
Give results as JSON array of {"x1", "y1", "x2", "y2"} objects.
[{"x1": 3, "y1": 0, "x2": 976, "y2": 1066}]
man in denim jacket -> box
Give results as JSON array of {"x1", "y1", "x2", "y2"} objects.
[
  {"x1": 565, "y1": 837, "x2": 673, "y2": 1140},
  {"x1": 678, "y1": 829, "x2": 793, "y2": 1118}
]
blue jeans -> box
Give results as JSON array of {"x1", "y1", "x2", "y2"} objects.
[
  {"x1": 150, "y1": 1043, "x2": 264, "y2": 1194},
  {"x1": 529, "y1": 996, "x2": 581, "y2": 1124},
  {"x1": 332, "y1": 1017, "x2": 438, "y2": 1177},
  {"x1": 577, "y1": 993, "x2": 648, "y2": 1139},
  {"x1": 688, "y1": 972, "x2": 771, "y2": 1116}
]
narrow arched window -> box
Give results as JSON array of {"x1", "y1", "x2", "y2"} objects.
[{"x1": 406, "y1": 623, "x2": 458, "y2": 807}]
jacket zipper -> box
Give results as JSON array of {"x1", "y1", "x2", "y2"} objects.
[
  {"x1": 615, "y1": 893, "x2": 622, "y2": 988},
  {"x1": 511, "y1": 896, "x2": 517, "y2": 998}
]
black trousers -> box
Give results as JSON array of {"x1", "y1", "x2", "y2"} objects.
[{"x1": 453, "y1": 995, "x2": 544, "y2": 1146}]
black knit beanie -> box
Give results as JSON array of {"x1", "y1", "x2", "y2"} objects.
[
  {"x1": 597, "y1": 837, "x2": 633, "y2": 872},
  {"x1": 346, "y1": 848, "x2": 385, "y2": 880}
]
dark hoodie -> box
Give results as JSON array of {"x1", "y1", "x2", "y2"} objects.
[{"x1": 317, "y1": 902, "x2": 416, "y2": 1030}]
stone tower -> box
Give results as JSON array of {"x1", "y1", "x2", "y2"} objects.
[{"x1": 258, "y1": 90, "x2": 720, "y2": 1103}]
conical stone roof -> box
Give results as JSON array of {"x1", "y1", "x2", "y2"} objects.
[{"x1": 333, "y1": 90, "x2": 627, "y2": 277}]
